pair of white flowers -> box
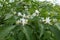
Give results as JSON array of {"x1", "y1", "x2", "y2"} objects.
[
  {"x1": 16, "y1": 12, "x2": 30, "y2": 26},
  {"x1": 16, "y1": 18, "x2": 28, "y2": 26}
]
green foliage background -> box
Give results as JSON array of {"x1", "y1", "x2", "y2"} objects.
[{"x1": 0, "y1": 0, "x2": 60, "y2": 40}]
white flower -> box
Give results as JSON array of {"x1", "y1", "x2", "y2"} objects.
[
  {"x1": 32, "y1": 10, "x2": 39, "y2": 17},
  {"x1": 0, "y1": 3, "x2": 3, "y2": 7},
  {"x1": 16, "y1": 18, "x2": 28, "y2": 25},
  {"x1": 20, "y1": 18, "x2": 28, "y2": 26},
  {"x1": 22, "y1": 14, "x2": 26, "y2": 18},
  {"x1": 35, "y1": 10, "x2": 39, "y2": 16},
  {"x1": 32, "y1": 13, "x2": 36, "y2": 17},
  {"x1": 35, "y1": 10, "x2": 39, "y2": 14},
  {"x1": 41, "y1": 17, "x2": 52, "y2": 25},
  {"x1": 45, "y1": 17, "x2": 51, "y2": 24},
  {"x1": 18, "y1": 12, "x2": 22, "y2": 16}
]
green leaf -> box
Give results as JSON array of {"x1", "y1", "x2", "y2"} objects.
[
  {"x1": 39, "y1": 24, "x2": 45, "y2": 38},
  {"x1": 22, "y1": 26, "x2": 35, "y2": 40},
  {"x1": 55, "y1": 23, "x2": 60, "y2": 30},
  {"x1": 4, "y1": 13, "x2": 13, "y2": 20},
  {"x1": 49, "y1": 26, "x2": 60, "y2": 40},
  {"x1": 0, "y1": 25, "x2": 16, "y2": 40},
  {"x1": 17, "y1": 31, "x2": 25, "y2": 40}
]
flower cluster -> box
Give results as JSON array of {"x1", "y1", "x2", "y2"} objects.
[
  {"x1": 16, "y1": 18, "x2": 28, "y2": 26},
  {"x1": 16, "y1": 12, "x2": 29, "y2": 26},
  {"x1": 16, "y1": 10, "x2": 40, "y2": 26},
  {"x1": 16, "y1": 9, "x2": 57, "y2": 26}
]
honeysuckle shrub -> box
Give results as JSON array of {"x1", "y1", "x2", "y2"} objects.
[{"x1": 0, "y1": 0, "x2": 60, "y2": 40}]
